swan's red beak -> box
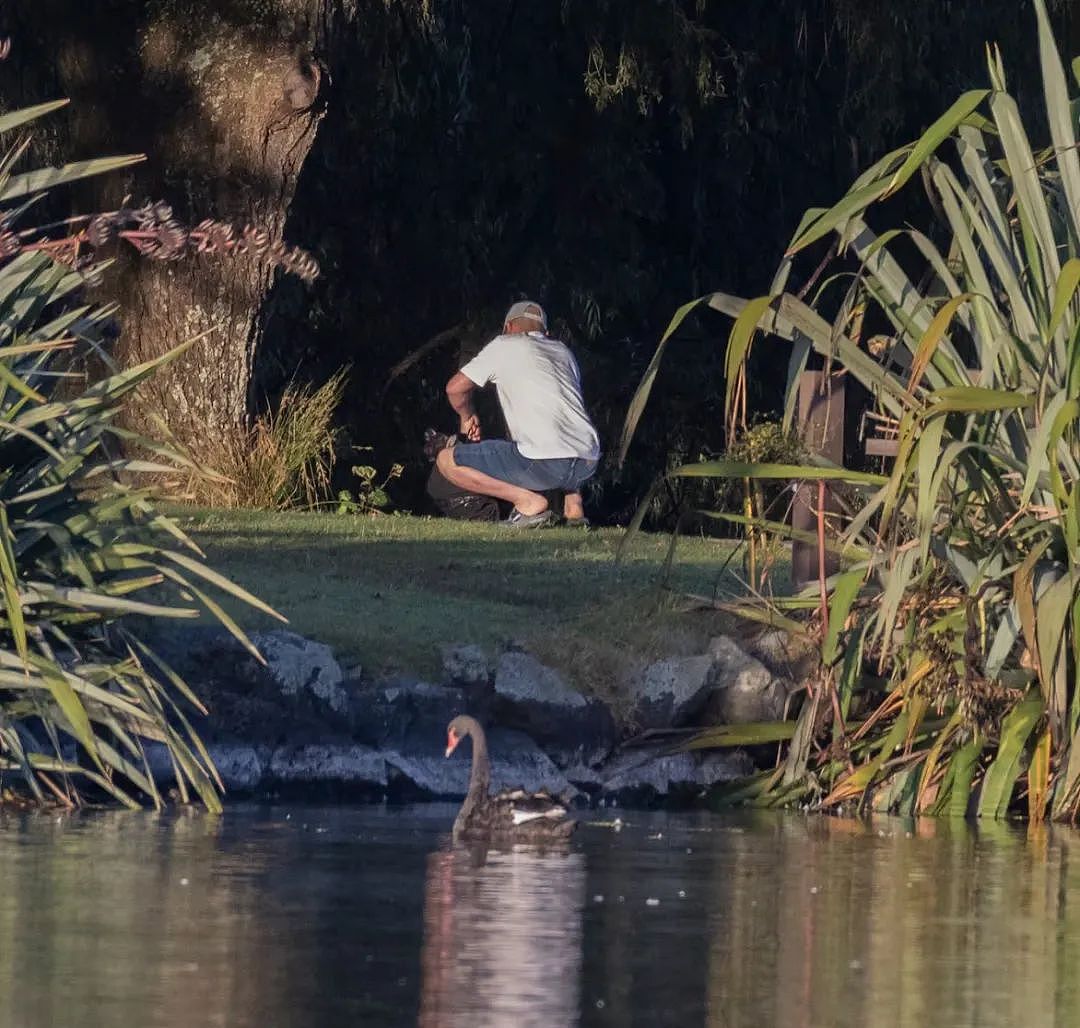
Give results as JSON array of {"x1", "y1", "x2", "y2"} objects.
[{"x1": 445, "y1": 729, "x2": 459, "y2": 759}]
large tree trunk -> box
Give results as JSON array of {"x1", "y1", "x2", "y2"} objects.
[
  {"x1": 107, "y1": 17, "x2": 325, "y2": 442},
  {"x1": 5, "y1": 0, "x2": 343, "y2": 445}
]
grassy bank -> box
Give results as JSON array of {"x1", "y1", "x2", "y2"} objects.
[{"x1": 174, "y1": 509, "x2": 788, "y2": 710}]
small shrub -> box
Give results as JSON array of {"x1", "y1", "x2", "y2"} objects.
[
  {"x1": 725, "y1": 419, "x2": 804, "y2": 466},
  {"x1": 335, "y1": 458, "x2": 404, "y2": 515},
  {"x1": 645, "y1": 419, "x2": 803, "y2": 541},
  {"x1": 185, "y1": 368, "x2": 348, "y2": 510},
  {"x1": 722, "y1": 418, "x2": 804, "y2": 516}
]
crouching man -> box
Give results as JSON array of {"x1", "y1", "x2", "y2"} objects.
[{"x1": 436, "y1": 301, "x2": 600, "y2": 527}]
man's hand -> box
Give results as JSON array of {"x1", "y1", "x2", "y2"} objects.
[
  {"x1": 446, "y1": 372, "x2": 481, "y2": 441},
  {"x1": 460, "y1": 414, "x2": 481, "y2": 441}
]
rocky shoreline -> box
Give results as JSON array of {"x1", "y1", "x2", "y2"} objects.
[{"x1": 146, "y1": 624, "x2": 811, "y2": 808}]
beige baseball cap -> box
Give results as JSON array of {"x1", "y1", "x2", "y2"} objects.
[{"x1": 504, "y1": 300, "x2": 548, "y2": 331}]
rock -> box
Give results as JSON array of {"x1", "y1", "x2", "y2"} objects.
[
  {"x1": 747, "y1": 628, "x2": 796, "y2": 668},
  {"x1": 267, "y1": 743, "x2": 386, "y2": 795},
  {"x1": 142, "y1": 740, "x2": 178, "y2": 786},
  {"x1": 210, "y1": 743, "x2": 265, "y2": 792},
  {"x1": 485, "y1": 730, "x2": 577, "y2": 796},
  {"x1": 385, "y1": 728, "x2": 576, "y2": 800},
  {"x1": 629, "y1": 655, "x2": 718, "y2": 731},
  {"x1": 602, "y1": 753, "x2": 697, "y2": 796},
  {"x1": 747, "y1": 628, "x2": 818, "y2": 683},
  {"x1": 600, "y1": 749, "x2": 752, "y2": 804},
  {"x1": 349, "y1": 679, "x2": 468, "y2": 751},
  {"x1": 134, "y1": 621, "x2": 772, "y2": 809},
  {"x1": 493, "y1": 652, "x2": 616, "y2": 767},
  {"x1": 697, "y1": 751, "x2": 756, "y2": 786},
  {"x1": 627, "y1": 640, "x2": 788, "y2": 732},
  {"x1": 441, "y1": 644, "x2": 492, "y2": 687},
  {"x1": 253, "y1": 630, "x2": 348, "y2": 715},
  {"x1": 143, "y1": 739, "x2": 267, "y2": 794},
  {"x1": 561, "y1": 761, "x2": 605, "y2": 792},
  {"x1": 14, "y1": 722, "x2": 55, "y2": 758},
  {"x1": 140, "y1": 624, "x2": 347, "y2": 747},
  {"x1": 495, "y1": 651, "x2": 587, "y2": 710},
  {"x1": 705, "y1": 636, "x2": 787, "y2": 723}
]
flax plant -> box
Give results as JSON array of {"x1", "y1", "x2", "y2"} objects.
[
  {"x1": 623, "y1": 0, "x2": 1080, "y2": 820},
  {"x1": 0, "y1": 98, "x2": 300, "y2": 811}
]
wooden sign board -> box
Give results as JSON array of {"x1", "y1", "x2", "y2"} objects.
[{"x1": 864, "y1": 437, "x2": 899, "y2": 458}]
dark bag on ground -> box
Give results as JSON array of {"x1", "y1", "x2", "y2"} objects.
[{"x1": 423, "y1": 429, "x2": 500, "y2": 522}]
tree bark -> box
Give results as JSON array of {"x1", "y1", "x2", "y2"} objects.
[{"x1": 6, "y1": 0, "x2": 344, "y2": 445}]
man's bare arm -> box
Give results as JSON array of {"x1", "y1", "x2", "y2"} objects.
[{"x1": 446, "y1": 372, "x2": 481, "y2": 440}]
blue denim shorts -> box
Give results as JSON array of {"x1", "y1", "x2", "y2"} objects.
[{"x1": 453, "y1": 440, "x2": 598, "y2": 492}]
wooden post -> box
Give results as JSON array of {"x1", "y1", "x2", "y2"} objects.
[{"x1": 792, "y1": 370, "x2": 845, "y2": 591}]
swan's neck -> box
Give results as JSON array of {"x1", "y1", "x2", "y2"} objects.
[{"x1": 460, "y1": 726, "x2": 490, "y2": 820}]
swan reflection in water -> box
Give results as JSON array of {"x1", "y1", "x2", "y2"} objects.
[{"x1": 419, "y1": 843, "x2": 586, "y2": 1028}]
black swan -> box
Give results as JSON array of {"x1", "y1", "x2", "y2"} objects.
[{"x1": 444, "y1": 715, "x2": 576, "y2": 842}]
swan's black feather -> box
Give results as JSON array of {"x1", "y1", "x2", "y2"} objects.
[{"x1": 448, "y1": 716, "x2": 577, "y2": 843}]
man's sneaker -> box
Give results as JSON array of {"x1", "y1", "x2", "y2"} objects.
[
  {"x1": 563, "y1": 516, "x2": 591, "y2": 528},
  {"x1": 502, "y1": 508, "x2": 557, "y2": 529}
]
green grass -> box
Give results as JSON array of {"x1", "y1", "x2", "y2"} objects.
[{"x1": 172, "y1": 509, "x2": 790, "y2": 712}]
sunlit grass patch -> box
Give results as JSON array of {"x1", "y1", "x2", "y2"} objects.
[{"x1": 172, "y1": 508, "x2": 788, "y2": 702}]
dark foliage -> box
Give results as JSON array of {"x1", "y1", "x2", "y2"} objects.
[
  {"x1": 2, "y1": 0, "x2": 1074, "y2": 520},
  {"x1": 264, "y1": 0, "x2": 1073, "y2": 521}
]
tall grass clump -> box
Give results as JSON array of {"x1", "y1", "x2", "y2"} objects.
[
  {"x1": 623, "y1": 0, "x2": 1080, "y2": 821},
  {"x1": 184, "y1": 368, "x2": 347, "y2": 510},
  {"x1": 0, "y1": 84, "x2": 318, "y2": 810}
]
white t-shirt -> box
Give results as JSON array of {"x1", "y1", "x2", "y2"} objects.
[{"x1": 460, "y1": 332, "x2": 601, "y2": 460}]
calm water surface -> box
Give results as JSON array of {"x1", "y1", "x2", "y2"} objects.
[{"x1": 0, "y1": 804, "x2": 1076, "y2": 1027}]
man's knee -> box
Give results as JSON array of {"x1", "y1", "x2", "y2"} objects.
[{"x1": 435, "y1": 446, "x2": 457, "y2": 476}]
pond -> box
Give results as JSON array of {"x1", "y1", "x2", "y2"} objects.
[{"x1": 0, "y1": 804, "x2": 1074, "y2": 1027}]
